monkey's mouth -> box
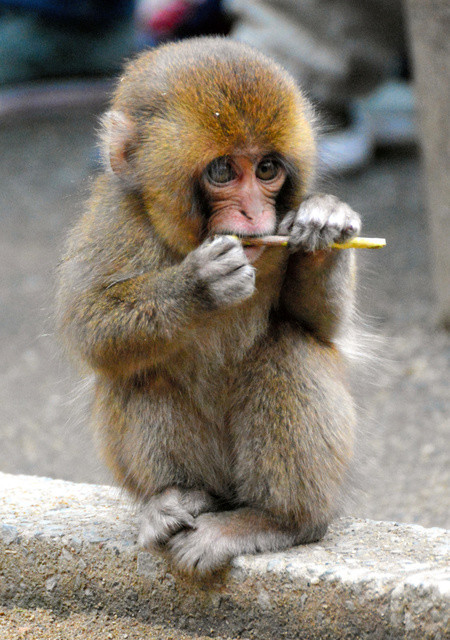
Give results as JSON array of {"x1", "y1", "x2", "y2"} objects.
[{"x1": 243, "y1": 245, "x2": 265, "y2": 263}]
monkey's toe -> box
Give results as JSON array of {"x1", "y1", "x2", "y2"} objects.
[
  {"x1": 167, "y1": 514, "x2": 231, "y2": 574},
  {"x1": 138, "y1": 510, "x2": 196, "y2": 550},
  {"x1": 138, "y1": 490, "x2": 204, "y2": 549}
]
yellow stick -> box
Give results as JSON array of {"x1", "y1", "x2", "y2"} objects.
[{"x1": 239, "y1": 235, "x2": 386, "y2": 249}]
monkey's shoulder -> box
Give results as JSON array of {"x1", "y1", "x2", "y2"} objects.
[{"x1": 62, "y1": 175, "x2": 171, "y2": 279}]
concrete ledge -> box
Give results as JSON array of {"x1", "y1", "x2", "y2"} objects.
[{"x1": 1, "y1": 473, "x2": 448, "y2": 639}]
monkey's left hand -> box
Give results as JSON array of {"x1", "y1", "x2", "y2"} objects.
[{"x1": 279, "y1": 194, "x2": 361, "y2": 253}]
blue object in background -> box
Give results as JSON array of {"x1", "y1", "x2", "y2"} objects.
[{"x1": 0, "y1": 1, "x2": 135, "y2": 26}]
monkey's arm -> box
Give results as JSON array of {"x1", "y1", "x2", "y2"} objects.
[
  {"x1": 58, "y1": 262, "x2": 199, "y2": 375},
  {"x1": 57, "y1": 235, "x2": 254, "y2": 376},
  {"x1": 279, "y1": 194, "x2": 360, "y2": 342},
  {"x1": 281, "y1": 249, "x2": 356, "y2": 342}
]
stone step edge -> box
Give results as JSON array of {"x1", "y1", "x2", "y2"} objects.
[{"x1": 0, "y1": 473, "x2": 448, "y2": 639}]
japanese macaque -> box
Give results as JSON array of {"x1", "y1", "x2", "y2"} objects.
[{"x1": 57, "y1": 37, "x2": 361, "y2": 574}]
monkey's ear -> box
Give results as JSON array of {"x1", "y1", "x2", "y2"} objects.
[{"x1": 99, "y1": 110, "x2": 137, "y2": 182}]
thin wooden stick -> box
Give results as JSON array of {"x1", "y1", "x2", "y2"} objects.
[{"x1": 239, "y1": 235, "x2": 386, "y2": 249}]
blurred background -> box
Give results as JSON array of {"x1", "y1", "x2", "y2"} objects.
[{"x1": 0, "y1": 0, "x2": 448, "y2": 529}]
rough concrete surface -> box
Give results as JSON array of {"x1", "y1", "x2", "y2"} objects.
[
  {"x1": 1, "y1": 473, "x2": 449, "y2": 640},
  {"x1": 1, "y1": 109, "x2": 448, "y2": 529}
]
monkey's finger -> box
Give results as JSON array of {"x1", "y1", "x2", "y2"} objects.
[
  {"x1": 197, "y1": 244, "x2": 251, "y2": 284},
  {"x1": 210, "y1": 266, "x2": 256, "y2": 304},
  {"x1": 162, "y1": 510, "x2": 197, "y2": 531},
  {"x1": 197, "y1": 235, "x2": 245, "y2": 265},
  {"x1": 139, "y1": 507, "x2": 198, "y2": 549},
  {"x1": 206, "y1": 234, "x2": 240, "y2": 255},
  {"x1": 327, "y1": 206, "x2": 361, "y2": 244},
  {"x1": 277, "y1": 211, "x2": 296, "y2": 236}
]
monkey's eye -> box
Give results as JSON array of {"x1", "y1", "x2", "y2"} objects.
[
  {"x1": 205, "y1": 157, "x2": 236, "y2": 185},
  {"x1": 256, "y1": 157, "x2": 280, "y2": 181}
]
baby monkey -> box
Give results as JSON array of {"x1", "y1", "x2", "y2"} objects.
[{"x1": 57, "y1": 37, "x2": 360, "y2": 574}]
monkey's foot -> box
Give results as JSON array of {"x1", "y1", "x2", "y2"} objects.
[
  {"x1": 166, "y1": 512, "x2": 236, "y2": 574},
  {"x1": 166, "y1": 510, "x2": 326, "y2": 575},
  {"x1": 138, "y1": 487, "x2": 218, "y2": 550}
]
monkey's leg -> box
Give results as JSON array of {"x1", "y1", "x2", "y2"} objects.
[
  {"x1": 167, "y1": 326, "x2": 355, "y2": 574},
  {"x1": 233, "y1": 325, "x2": 355, "y2": 526},
  {"x1": 93, "y1": 379, "x2": 232, "y2": 549}
]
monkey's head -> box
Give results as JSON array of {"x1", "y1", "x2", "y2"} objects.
[{"x1": 101, "y1": 37, "x2": 316, "y2": 258}]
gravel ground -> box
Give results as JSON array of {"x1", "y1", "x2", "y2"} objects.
[
  {"x1": 0, "y1": 607, "x2": 230, "y2": 640},
  {"x1": 0, "y1": 111, "x2": 448, "y2": 529}
]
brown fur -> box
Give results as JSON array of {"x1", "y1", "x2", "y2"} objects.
[{"x1": 57, "y1": 37, "x2": 357, "y2": 574}]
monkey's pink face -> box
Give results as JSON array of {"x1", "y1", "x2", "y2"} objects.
[{"x1": 202, "y1": 154, "x2": 287, "y2": 263}]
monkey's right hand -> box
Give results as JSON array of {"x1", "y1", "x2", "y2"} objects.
[
  {"x1": 185, "y1": 235, "x2": 256, "y2": 309},
  {"x1": 138, "y1": 487, "x2": 218, "y2": 550}
]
